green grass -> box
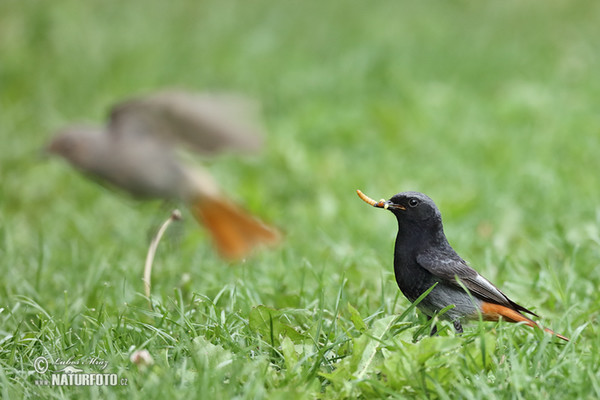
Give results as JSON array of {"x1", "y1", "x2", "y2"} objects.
[{"x1": 2, "y1": 0, "x2": 600, "y2": 398}]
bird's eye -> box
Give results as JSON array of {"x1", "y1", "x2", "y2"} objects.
[{"x1": 408, "y1": 198, "x2": 420, "y2": 207}]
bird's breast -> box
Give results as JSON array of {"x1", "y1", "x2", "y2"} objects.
[{"x1": 393, "y1": 248, "x2": 436, "y2": 302}]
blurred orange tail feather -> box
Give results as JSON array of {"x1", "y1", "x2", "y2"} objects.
[
  {"x1": 191, "y1": 197, "x2": 280, "y2": 260},
  {"x1": 481, "y1": 302, "x2": 569, "y2": 341}
]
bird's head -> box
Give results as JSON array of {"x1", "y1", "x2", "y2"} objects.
[
  {"x1": 357, "y1": 189, "x2": 442, "y2": 228},
  {"x1": 45, "y1": 126, "x2": 104, "y2": 169}
]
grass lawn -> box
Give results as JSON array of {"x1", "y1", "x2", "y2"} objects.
[{"x1": 1, "y1": 0, "x2": 600, "y2": 398}]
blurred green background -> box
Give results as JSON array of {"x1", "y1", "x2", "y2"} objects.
[{"x1": 1, "y1": 0, "x2": 599, "y2": 398}]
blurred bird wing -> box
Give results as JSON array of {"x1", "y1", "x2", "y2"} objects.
[
  {"x1": 416, "y1": 251, "x2": 537, "y2": 315},
  {"x1": 107, "y1": 91, "x2": 264, "y2": 155}
]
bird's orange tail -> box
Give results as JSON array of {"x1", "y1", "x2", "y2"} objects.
[
  {"x1": 481, "y1": 302, "x2": 569, "y2": 342},
  {"x1": 190, "y1": 196, "x2": 280, "y2": 260}
]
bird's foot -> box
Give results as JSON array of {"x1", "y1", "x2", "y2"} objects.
[
  {"x1": 453, "y1": 320, "x2": 464, "y2": 334},
  {"x1": 427, "y1": 316, "x2": 438, "y2": 336}
]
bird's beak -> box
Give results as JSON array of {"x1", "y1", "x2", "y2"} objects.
[
  {"x1": 356, "y1": 190, "x2": 406, "y2": 210},
  {"x1": 377, "y1": 201, "x2": 406, "y2": 210}
]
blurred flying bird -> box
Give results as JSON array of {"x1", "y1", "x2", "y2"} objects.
[{"x1": 47, "y1": 90, "x2": 280, "y2": 260}]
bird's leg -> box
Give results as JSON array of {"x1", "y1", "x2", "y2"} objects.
[
  {"x1": 427, "y1": 316, "x2": 438, "y2": 336},
  {"x1": 453, "y1": 320, "x2": 464, "y2": 335}
]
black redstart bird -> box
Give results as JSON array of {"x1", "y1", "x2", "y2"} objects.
[
  {"x1": 357, "y1": 189, "x2": 568, "y2": 341},
  {"x1": 47, "y1": 90, "x2": 280, "y2": 260}
]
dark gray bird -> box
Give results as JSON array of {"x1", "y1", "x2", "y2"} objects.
[{"x1": 357, "y1": 189, "x2": 568, "y2": 341}]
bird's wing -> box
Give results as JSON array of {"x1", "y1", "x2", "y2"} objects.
[
  {"x1": 107, "y1": 90, "x2": 264, "y2": 155},
  {"x1": 416, "y1": 249, "x2": 537, "y2": 316}
]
